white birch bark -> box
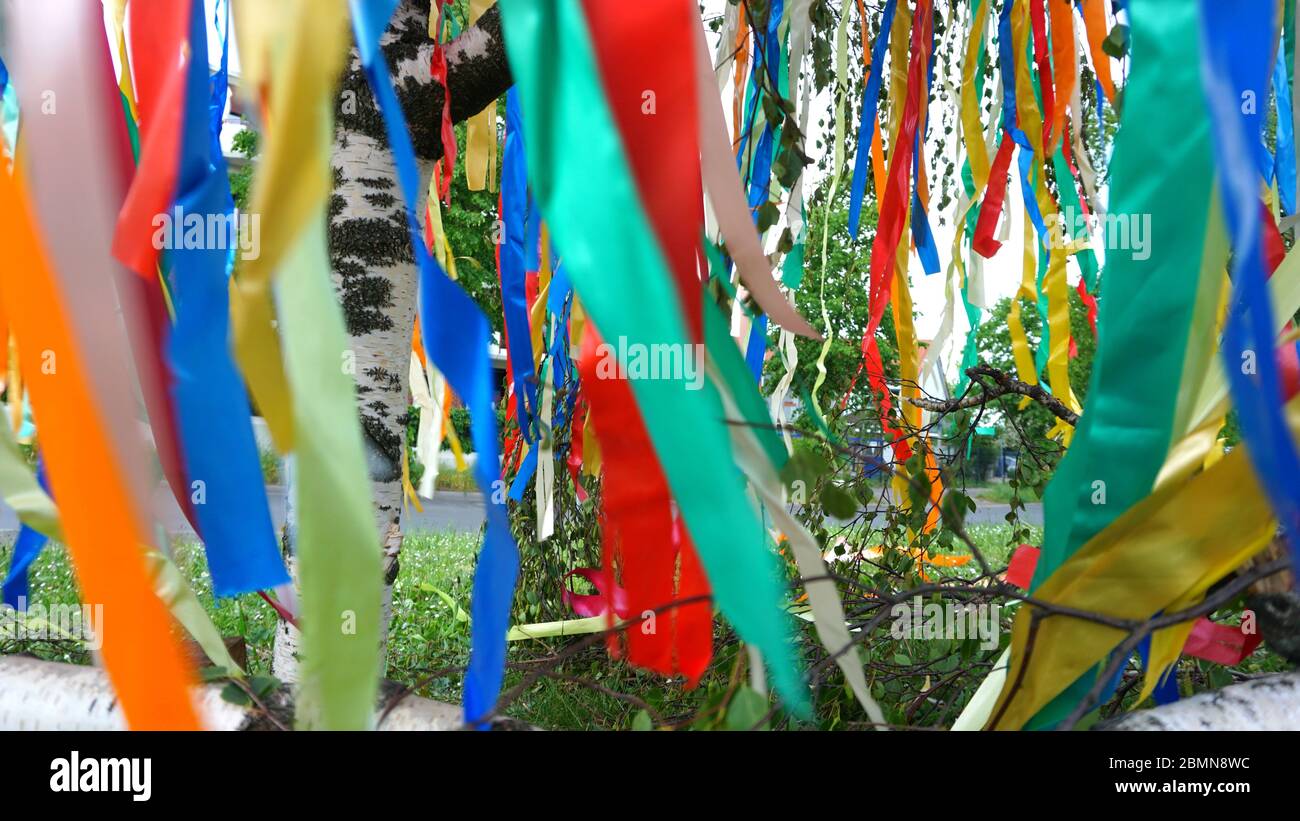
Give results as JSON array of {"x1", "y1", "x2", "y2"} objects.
[
  {"x1": 1100, "y1": 672, "x2": 1300, "y2": 731},
  {"x1": 0, "y1": 656, "x2": 525, "y2": 731},
  {"x1": 273, "y1": 0, "x2": 513, "y2": 683}
]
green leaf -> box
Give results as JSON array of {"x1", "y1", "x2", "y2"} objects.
[
  {"x1": 250, "y1": 675, "x2": 281, "y2": 699},
  {"x1": 631, "y1": 710, "x2": 653, "y2": 731},
  {"x1": 821, "y1": 483, "x2": 858, "y2": 519},
  {"x1": 940, "y1": 490, "x2": 970, "y2": 530},
  {"x1": 220, "y1": 683, "x2": 252, "y2": 707},
  {"x1": 429, "y1": 586, "x2": 471, "y2": 623},
  {"x1": 1102, "y1": 24, "x2": 1129, "y2": 59},
  {"x1": 724, "y1": 686, "x2": 770, "y2": 731}
]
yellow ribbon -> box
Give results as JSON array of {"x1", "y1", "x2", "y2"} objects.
[
  {"x1": 464, "y1": 0, "x2": 498, "y2": 192},
  {"x1": 228, "y1": 0, "x2": 352, "y2": 453},
  {"x1": 985, "y1": 395, "x2": 1299, "y2": 727}
]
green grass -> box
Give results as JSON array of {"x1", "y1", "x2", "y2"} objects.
[
  {"x1": 433, "y1": 469, "x2": 477, "y2": 493},
  {"x1": 964, "y1": 522, "x2": 1040, "y2": 566},
  {"x1": 259, "y1": 448, "x2": 282, "y2": 486},
  {"x1": 974, "y1": 481, "x2": 1041, "y2": 504},
  {"x1": 0, "y1": 530, "x2": 719, "y2": 729}
]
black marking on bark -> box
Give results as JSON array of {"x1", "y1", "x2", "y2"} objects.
[
  {"x1": 334, "y1": 3, "x2": 439, "y2": 159},
  {"x1": 364, "y1": 366, "x2": 404, "y2": 393},
  {"x1": 331, "y1": 215, "x2": 410, "y2": 267},
  {"x1": 363, "y1": 414, "x2": 404, "y2": 469},
  {"x1": 339, "y1": 274, "x2": 396, "y2": 336},
  {"x1": 335, "y1": 259, "x2": 366, "y2": 279},
  {"x1": 356, "y1": 176, "x2": 395, "y2": 190},
  {"x1": 365, "y1": 192, "x2": 398, "y2": 209}
]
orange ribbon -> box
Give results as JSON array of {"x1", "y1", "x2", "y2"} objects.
[{"x1": 0, "y1": 168, "x2": 199, "y2": 729}]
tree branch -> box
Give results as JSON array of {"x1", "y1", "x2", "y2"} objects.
[
  {"x1": 907, "y1": 365, "x2": 1080, "y2": 426},
  {"x1": 422, "y1": 3, "x2": 513, "y2": 161}
]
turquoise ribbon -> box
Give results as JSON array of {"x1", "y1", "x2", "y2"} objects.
[{"x1": 498, "y1": 0, "x2": 808, "y2": 715}]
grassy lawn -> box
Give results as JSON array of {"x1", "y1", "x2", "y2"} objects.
[
  {"x1": 0, "y1": 531, "x2": 716, "y2": 728},
  {"x1": 433, "y1": 469, "x2": 477, "y2": 493},
  {"x1": 973, "y1": 481, "x2": 1041, "y2": 504}
]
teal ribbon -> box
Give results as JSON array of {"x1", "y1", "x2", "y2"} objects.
[
  {"x1": 1029, "y1": 0, "x2": 1216, "y2": 728},
  {"x1": 498, "y1": 0, "x2": 808, "y2": 715}
]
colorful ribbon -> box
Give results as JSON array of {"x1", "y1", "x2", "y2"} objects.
[{"x1": 499, "y1": 0, "x2": 809, "y2": 715}]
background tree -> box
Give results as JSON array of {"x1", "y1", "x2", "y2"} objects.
[
  {"x1": 971, "y1": 286, "x2": 1096, "y2": 447},
  {"x1": 761, "y1": 181, "x2": 899, "y2": 423}
]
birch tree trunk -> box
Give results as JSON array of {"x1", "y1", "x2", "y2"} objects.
[
  {"x1": 273, "y1": 0, "x2": 512, "y2": 682},
  {"x1": 1099, "y1": 671, "x2": 1300, "y2": 731},
  {"x1": 0, "y1": 656, "x2": 531, "y2": 730}
]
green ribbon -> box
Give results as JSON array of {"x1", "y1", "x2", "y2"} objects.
[
  {"x1": 0, "y1": 426, "x2": 60, "y2": 541},
  {"x1": 1024, "y1": 0, "x2": 1217, "y2": 728},
  {"x1": 498, "y1": 0, "x2": 808, "y2": 715},
  {"x1": 275, "y1": 203, "x2": 383, "y2": 729}
]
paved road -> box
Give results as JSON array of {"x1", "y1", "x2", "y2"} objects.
[
  {"x1": 966, "y1": 500, "x2": 1043, "y2": 526},
  {"x1": 0, "y1": 484, "x2": 1038, "y2": 538}
]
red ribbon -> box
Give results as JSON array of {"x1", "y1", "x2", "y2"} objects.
[
  {"x1": 1004, "y1": 544, "x2": 1041, "y2": 589},
  {"x1": 562, "y1": 567, "x2": 629, "y2": 619},
  {"x1": 1076, "y1": 278, "x2": 1099, "y2": 338},
  {"x1": 843, "y1": 0, "x2": 932, "y2": 463},
  {"x1": 566, "y1": 386, "x2": 589, "y2": 503},
  {"x1": 972, "y1": 134, "x2": 1016, "y2": 258},
  {"x1": 864, "y1": 0, "x2": 933, "y2": 339},
  {"x1": 1182, "y1": 617, "x2": 1263, "y2": 666},
  {"x1": 579, "y1": 327, "x2": 712, "y2": 684},
  {"x1": 1263, "y1": 202, "x2": 1286, "y2": 273},
  {"x1": 1028, "y1": 0, "x2": 1054, "y2": 149},
  {"x1": 582, "y1": 0, "x2": 703, "y2": 339},
  {"x1": 430, "y1": 2, "x2": 456, "y2": 204},
  {"x1": 112, "y1": 1, "x2": 185, "y2": 278},
  {"x1": 577, "y1": 0, "x2": 713, "y2": 684},
  {"x1": 97, "y1": 9, "x2": 197, "y2": 532}
]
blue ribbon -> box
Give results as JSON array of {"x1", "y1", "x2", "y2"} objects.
[
  {"x1": 2, "y1": 457, "x2": 51, "y2": 610},
  {"x1": 208, "y1": 0, "x2": 230, "y2": 160},
  {"x1": 1273, "y1": 49, "x2": 1297, "y2": 216},
  {"x1": 349, "y1": 0, "x2": 518, "y2": 728},
  {"x1": 1138, "y1": 635, "x2": 1181, "y2": 706},
  {"x1": 998, "y1": 0, "x2": 1026, "y2": 147},
  {"x1": 165, "y1": 0, "x2": 288, "y2": 597},
  {"x1": 1199, "y1": 0, "x2": 1300, "y2": 571},
  {"x1": 745, "y1": 315, "x2": 768, "y2": 384},
  {"x1": 500, "y1": 90, "x2": 537, "y2": 436},
  {"x1": 848, "y1": 0, "x2": 899, "y2": 239},
  {"x1": 735, "y1": 0, "x2": 783, "y2": 211},
  {"x1": 733, "y1": 0, "x2": 785, "y2": 383},
  {"x1": 910, "y1": 9, "x2": 941, "y2": 276},
  {"x1": 507, "y1": 256, "x2": 573, "y2": 501}
]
